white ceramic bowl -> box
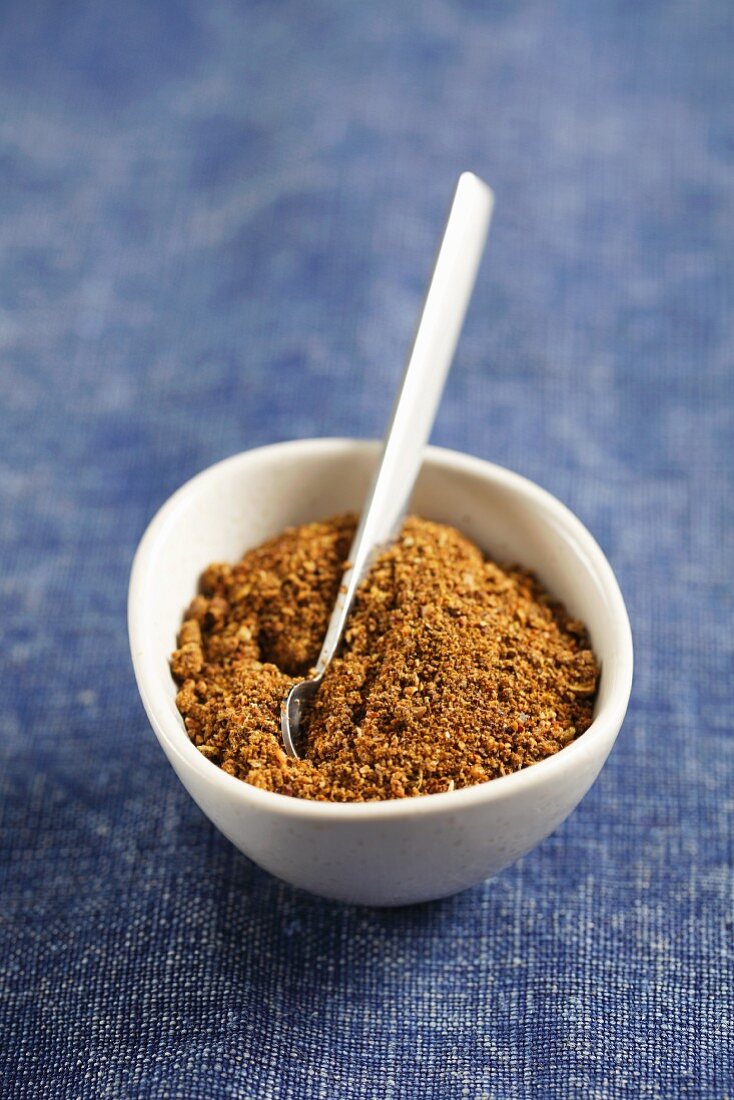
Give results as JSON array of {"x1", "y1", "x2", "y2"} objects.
[{"x1": 129, "y1": 439, "x2": 633, "y2": 906}]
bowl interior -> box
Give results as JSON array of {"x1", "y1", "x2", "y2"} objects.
[{"x1": 130, "y1": 439, "x2": 630, "y2": 765}]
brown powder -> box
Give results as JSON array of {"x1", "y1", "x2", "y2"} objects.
[{"x1": 171, "y1": 515, "x2": 599, "y2": 802}]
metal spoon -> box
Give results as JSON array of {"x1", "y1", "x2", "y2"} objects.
[{"x1": 281, "y1": 172, "x2": 494, "y2": 757}]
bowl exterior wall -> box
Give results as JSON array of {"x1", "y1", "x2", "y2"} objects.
[{"x1": 158, "y1": 733, "x2": 612, "y2": 906}]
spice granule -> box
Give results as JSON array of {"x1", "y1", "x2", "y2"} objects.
[{"x1": 171, "y1": 515, "x2": 599, "y2": 801}]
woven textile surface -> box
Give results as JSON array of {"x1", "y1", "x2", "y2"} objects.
[{"x1": 1, "y1": 2, "x2": 732, "y2": 1097}]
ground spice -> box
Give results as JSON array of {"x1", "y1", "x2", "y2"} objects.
[{"x1": 171, "y1": 515, "x2": 599, "y2": 802}]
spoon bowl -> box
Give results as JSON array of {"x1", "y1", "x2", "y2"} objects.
[
  {"x1": 128, "y1": 438, "x2": 633, "y2": 907},
  {"x1": 281, "y1": 677, "x2": 321, "y2": 758}
]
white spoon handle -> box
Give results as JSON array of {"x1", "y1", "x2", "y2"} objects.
[{"x1": 314, "y1": 172, "x2": 494, "y2": 674}]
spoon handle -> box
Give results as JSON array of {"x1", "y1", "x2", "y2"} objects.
[{"x1": 314, "y1": 172, "x2": 494, "y2": 676}]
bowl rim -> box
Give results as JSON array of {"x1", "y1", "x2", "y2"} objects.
[{"x1": 128, "y1": 437, "x2": 633, "y2": 821}]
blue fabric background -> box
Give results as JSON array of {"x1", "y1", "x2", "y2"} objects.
[{"x1": 1, "y1": 2, "x2": 732, "y2": 1097}]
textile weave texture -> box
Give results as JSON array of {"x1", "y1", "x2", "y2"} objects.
[{"x1": 1, "y1": 2, "x2": 732, "y2": 1097}]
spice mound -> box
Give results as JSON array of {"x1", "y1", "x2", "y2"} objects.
[{"x1": 171, "y1": 516, "x2": 599, "y2": 802}]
